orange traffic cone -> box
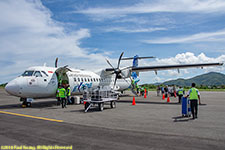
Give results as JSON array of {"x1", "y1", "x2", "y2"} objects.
[
  {"x1": 144, "y1": 89, "x2": 147, "y2": 99},
  {"x1": 162, "y1": 94, "x2": 165, "y2": 100},
  {"x1": 132, "y1": 97, "x2": 136, "y2": 105},
  {"x1": 167, "y1": 96, "x2": 170, "y2": 102}
]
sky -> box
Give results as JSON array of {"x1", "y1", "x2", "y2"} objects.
[{"x1": 0, "y1": 0, "x2": 225, "y2": 84}]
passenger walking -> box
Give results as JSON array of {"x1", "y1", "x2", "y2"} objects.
[
  {"x1": 157, "y1": 85, "x2": 160, "y2": 96},
  {"x1": 177, "y1": 86, "x2": 184, "y2": 103},
  {"x1": 58, "y1": 85, "x2": 67, "y2": 108},
  {"x1": 173, "y1": 85, "x2": 177, "y2": 97},
  {"x1": 186, "y1": 83, "x2": 201, "y2": 119},
  {"x1": 161, "y1": 86, "x2": 164, "y2": 96},
  {"x1": 164, "y1": 85, "x2": 168, "y2": 98}
]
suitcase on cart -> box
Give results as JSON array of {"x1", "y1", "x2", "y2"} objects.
[{"x1": 182, "y1": 97, "x2": 191, "y2": 117}]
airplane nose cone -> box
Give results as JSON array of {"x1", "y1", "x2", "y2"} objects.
[{"x1": 5, "y1": 80, "x2": 20, "y2": 96}]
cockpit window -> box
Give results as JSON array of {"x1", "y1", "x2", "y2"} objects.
[
  {"x1": 22, "y1": 70, "x2": 34, "y2": 76},
  {"x1": 41, "y1": 71, "x2": 48, "y2": 77},
  {"x1": 34, "y1": 71, "x2": 42, "y2": 77}
]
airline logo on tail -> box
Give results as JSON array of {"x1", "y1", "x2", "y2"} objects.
[{"x1": 132, "y1": 55, "x2": 140, "y2": 84}]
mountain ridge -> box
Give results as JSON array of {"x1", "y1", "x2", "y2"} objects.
[{"x1": 161, "y1": 72, "x2": 225, "y2": 86}]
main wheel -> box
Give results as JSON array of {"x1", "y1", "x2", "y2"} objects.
[
  {"x1": 110, "y1": 101, "x2": 116, "y2": 108},
  {"x1": 98, "y1": 103, "x2": 104, "y2": 111},
  {"x1": 26, "y1": 102, "x2": 31, "y2": 107}
]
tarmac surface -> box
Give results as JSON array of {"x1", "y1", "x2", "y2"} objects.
[{"x1": 0, "y1": 88, "x2": 225, "y2": 150}]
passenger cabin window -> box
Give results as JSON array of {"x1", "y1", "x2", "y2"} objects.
[
  {"x1": 87, "y1": 78, "x2": 90, "y2": 82},
  {"x1": 81, "y1": 78, "x2": 83, "y2": 82},
  {"x1": 22, "y1": 70, "x2": 34, "y2": 76},
  {"x1": 78, "y1": 78, "x2": 80, "y2": 82},
  {"x1": 41, "y1": 71, "x2": 48, "y2": 77},
  {"x1": 93, "y1": 78, "x2": 96, "y2": 82},
  {"x1": 34, "y1": 71, "x2": 42, "y2": 77},
  {"x1": 84, "y1": 78, "x2": 87, "y2": 82},
  {"x1": 74, "y1": 78, "x2": 76, "y2": 82}
]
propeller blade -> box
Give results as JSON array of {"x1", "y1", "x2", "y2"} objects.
[
  {"x1": 55, "y1": 58, "x2": 58, "y2": 68},
  {"x1": 117, "y1": 52, "x2": 124, "y2": 69},
  {"x1": 105, "y1": 58, "x2": 115, "y2": 69},
  {"x1": 113, "y1": 77, "x2": 118, "y2": 89}
]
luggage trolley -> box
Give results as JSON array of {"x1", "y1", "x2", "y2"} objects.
[{"x1": 83, "y1": 87, "x2": 118, "y2": 112}]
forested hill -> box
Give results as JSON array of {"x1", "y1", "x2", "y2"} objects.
[{"x1": 162, "y1": 72, "x2": 225, "y2": 86}]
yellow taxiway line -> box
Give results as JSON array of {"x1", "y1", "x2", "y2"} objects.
[{"x1": 0, "y1": 110, "x2": 63, "y2": 123}]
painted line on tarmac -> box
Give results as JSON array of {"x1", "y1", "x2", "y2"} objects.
[{"x1": 0, "y1": 111, "x2": 63, "y2": 123}]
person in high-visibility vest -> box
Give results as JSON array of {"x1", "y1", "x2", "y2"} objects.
[
  {"x1": 186, "y1": 83, "x2": 201, "y2": 119},
  {"x1": 56, "y1": 87, "x2": 60, "y2": 105},
  {"x1": 58, "y1": 85, "x2": 67, "y2": 108},
  {"x1": 177, "y1": 86, "x2": 184, "y2": 103},
  {"x1": 66, "y1": 84, "x2": 72, "y2": 104}
]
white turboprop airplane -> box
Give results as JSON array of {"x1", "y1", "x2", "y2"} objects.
[{"x1": 5, "y1": 52, "x2": 223, "y2": 107}]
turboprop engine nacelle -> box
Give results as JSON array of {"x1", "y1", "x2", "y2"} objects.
[{"x1": 121, "y1": 69, "x2": 131, "y2": 78}]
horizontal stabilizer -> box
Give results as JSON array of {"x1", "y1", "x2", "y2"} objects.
[{"x1": 121, "y1": 56, "x2": 155, "y2": 60}]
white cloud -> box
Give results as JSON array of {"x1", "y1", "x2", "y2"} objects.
[
  {"x1": 142, "y1": 29, "x2": 225, "y2": 44},
  {"x1": 154, "y1": 52, "x2": 225, "y2": 64},
  {"x1": 104, "y1": 27, "x2": 167, "y2": 33},
  {"x1": 0, "y1": 0, "x2": 109, "y2": 83},
  {"x1": 75, "y1": 0, "x2": 225, "y2": 20},
  {"x1": 138, "y1": 52, "x2": 225, "y2": 84}
]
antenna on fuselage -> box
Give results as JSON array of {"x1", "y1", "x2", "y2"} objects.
[{"x1": 55, "y1": 58, "x2": 58, "y2": 68}]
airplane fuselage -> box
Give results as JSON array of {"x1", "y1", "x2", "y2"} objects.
[{"x1": 5, "y1": 66, "x2": 130, "y2": 99}]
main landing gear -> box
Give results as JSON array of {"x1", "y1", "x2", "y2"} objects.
[{"x1": 20, "y1": 98, "x2": 32, "y2": 108}]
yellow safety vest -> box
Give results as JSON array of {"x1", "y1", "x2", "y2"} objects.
[
  {"x1": 189, "y1": 88, "x2": 198, "y2": 100},
  {"x1": 67, "y1": 87, "x2": 71, "y2": 96},
  {"x1": 58, "y1": 88, "x2": 66, "y2": 98},
  {"x1": 178, "y1": 89, "x2": 183, "y2": 95}
]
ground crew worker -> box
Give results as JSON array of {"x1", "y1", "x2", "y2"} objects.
[
  {"x1": 140, "y1": 87, "x2": 145, "y2": 96},
  {"x1": 177, "y1": 86, "x2": 184, "y2": 103},
  {"x1": 56, "y1": 87, "x2": 60, "y2": 105},
  {"x1": 186, "y1": 83, "x2": 201, "y2": 119},
  {"x1": 58, "y1": 85, "x2": 67, "y2": 108},
  {"x1": 66, "y1": 84, "x2": 72, "y2": 104}
]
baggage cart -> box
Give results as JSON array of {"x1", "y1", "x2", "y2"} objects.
[
  {"x1": 182, "y1": 97, "x2": 191, "y2": 117},
  {"x1": 83, "y1": 88, "x2": 118, "y2": 112}
]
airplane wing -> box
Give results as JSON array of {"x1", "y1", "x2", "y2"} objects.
[{"x1": 131, "y1": 62, "x2": 223, "y2": 72}]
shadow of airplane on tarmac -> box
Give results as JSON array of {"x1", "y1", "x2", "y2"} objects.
[{"x1": 0, "y1": 100, "x2": 58, "y2": 109}]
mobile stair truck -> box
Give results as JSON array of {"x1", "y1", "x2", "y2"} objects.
[
  {"x1": 182, "y1": 97, "x2": 191, "y2": 117},
  {"x1": 83, "y1": 86, "x2": 118, "y2": 112}
]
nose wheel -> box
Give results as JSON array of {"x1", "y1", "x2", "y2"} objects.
[{"x1": 21, "y1": 98, "x2": 32, "y2": 108}]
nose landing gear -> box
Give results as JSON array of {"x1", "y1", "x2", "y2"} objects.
[{"x1": 20, "y1": 98, "x2": 32, "y2": 108}]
